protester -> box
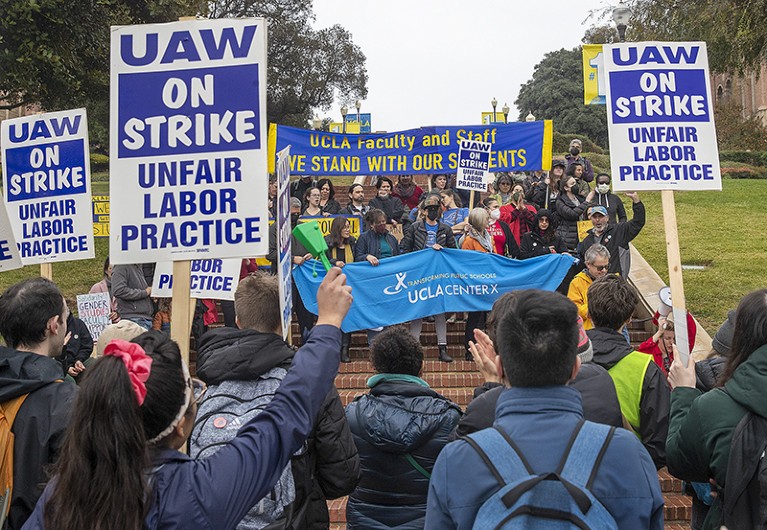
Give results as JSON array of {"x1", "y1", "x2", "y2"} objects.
[
  {"x1": 593, "y1": 173, "x2": 627, "y2": 224},
  {"x1": 565, "y1": 138, "x2": 594, "y2": 183},
  {"x1": 21, "y1": 268, "x2": 353, "y2": 530},
  {"x1": 220, "y1": 258, "x2": 259, "y2": 328},
  {"x1": 317, "y1": 178, "x2": 341, "y2": 215},
  {"x1": 519, "y1": 208, "x2": 568, "y2": 259},
  {"x1": 425, "y1": 289, "x2": 664, "y2": 529},
  {"x1": 94, "y1": 320, "x2": 145, "y2": 357},
  {"x1": 268, "y1": 174, "x2": 278, "y2": 218},
  {"x1": 482, "y1": 198, "x2": 519, "y2": 258},
  {"x1": 369, "y1": 177, "x2": 405, "y2": 226},
  {"x1": 531, "y1": 159, "x2": 565, "y2": 211},
  {"x1": 554, "y1": 175, "x2": 589, "y2": 253},
  {"x1": 89, "y1": 257, "x2": 119, "y2": 323},
  {"x1": 498, "y1": 182, "x2": 537, "y2": 245},
  {"x1": 345, "y1": 329, "x2": 461, "y2": 530},
  {"x1": 695, "y1": 309, "x2": 735, "y2": 391},
  {"x1": 567, "y1": 244, "x2": 610, "y2": 330},
  {"x1": 342, "y1": 183, "x2": 371, "y2": 222},
  {"x1": 392, "y1": 174, "x2": 424, "y2": 211},
  {"x1": 111, "y1": 263, "x2": 154, "y2": 330},
  {"x1": 522, "y1": 171, "x2": 546, "y2": 204},
  {"x1": 290, "y1": 175, "x2": 315, "y2": 201},
  {"x1": 151, "y1": 298, "x2": 171, "y2": 334},
  {"x1": 489, "y1": 173, "x2": 514, "y2": 206},
  {"x1": 325, "y1": 216, "x2": 357, "y2": 362},
  {"x1": 587, "y1": 274, "x2": 670, "y2": 468},
  {"x1": 578, "y1": 192, "x2": 645, "y2": 276},
  {"x1": 191, "y1": 272, "x2": 359, "y2": 528},
  {"x1": 461, "y1": 208, "x2": 495, "y2": 357},
  {"x1": 58, "y1": 305, "x2": 94, "y2": 383},
  {"x1": 439, "y1": 189, "x2": 469, "y2": 236},
  {"x1": 302, "y1": 186, "x2": 324, "y2": 217},
  {"x1": 666, "y1": 289, "x2": 767, "y2": 530},
  {"x1": 400, "y1": 193, "x2": 457, "y2": 362},
  {"x1": 638, "y1": 315, "x2": 677, "y2": 376}
]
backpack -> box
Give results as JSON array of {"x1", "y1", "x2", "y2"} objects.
[
  {"x1": 0, "y1": 394, "x2": 29, "y2": 529},
  {"x1": 465, "y1": 420, "x2": 618, "y2": 529},
  {"x1": 722, "y1": 411, "x2": 767, "y2": 529}
]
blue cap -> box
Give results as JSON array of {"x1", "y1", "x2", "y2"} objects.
[{"x1": 588, "y1": 205, "x2": 608, "y2": 217}]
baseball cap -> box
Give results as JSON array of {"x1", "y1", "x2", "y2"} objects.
[{"x1": 588, "y1": 205, "x2": 608, "y2": 218}]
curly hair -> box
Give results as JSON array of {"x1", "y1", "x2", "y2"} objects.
[{"x1": 370, "y1": 327, "x2": 423, "y2": 376}]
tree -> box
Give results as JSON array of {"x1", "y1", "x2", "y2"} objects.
[
  {"x1": 713, "y1": 99, "x2": 767, "y2": 151},
  {"x1": 515, "y1": 47, "x2": 609, "y2": 149}
]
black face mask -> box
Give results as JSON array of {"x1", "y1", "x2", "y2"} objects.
[
  {"x1": 426, "y1": 206, "x2": 440, "y2": 221},
  {"x1": 570, "y1": 147, "x2": 581, "y2": 156},
  {"x1": 290, "y1": 212, "x2": 300, "y2": 226}
]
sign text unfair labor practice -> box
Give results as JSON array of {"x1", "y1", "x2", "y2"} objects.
[
  {"x1": 604, "y1": 42, "x2": 721, "y2": 191},
  {"x1": 110, "y1": 18, "x2": 269, "y2": 263}
]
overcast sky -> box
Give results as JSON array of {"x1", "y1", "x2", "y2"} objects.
[{"x1": 312, "y1": 0, "x2": 614, "y2": 132}]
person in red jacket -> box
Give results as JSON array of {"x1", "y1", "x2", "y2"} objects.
[
  {"x1": 639, "y1": 312, "x2": 698, "y2": 376},
  {"x1": 498, "y1": 182, "x2": 536, "y2": 245}
]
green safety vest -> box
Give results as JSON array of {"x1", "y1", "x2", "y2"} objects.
[{"x1": 607, "y1": 350, "x2": 652, "y2": 435}]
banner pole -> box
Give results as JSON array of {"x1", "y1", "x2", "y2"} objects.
[
  {"x1": 40, "y1": 263, "x2": 52, "y2": 280},
  {"x1": 661, "y1": 190, "x2": 690, "y2": 364}
]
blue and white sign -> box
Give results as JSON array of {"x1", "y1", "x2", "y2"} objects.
[
  {"x1": 603, "y1": 42, "x2": 721, "y2": 191},
  {"x1": 110, "y1": 18, "x2": 269, "y2": 263},
  {"x1": 1, "y1": 109, "x2": 95, "y2": 264},
  {"x1": 293, "y1": 249, "x2": 576, "y2": 332},
  {"x1": 276, "y1": 146, "x2": 292, "y2": 341},
  {"x1": 346, "y1": 113, "x2": 372, "y2": 133},
  {"x1": 152, "y1": 258, "x2": 241, "y2": 300},
  {"x1": 455, "y1": 139, "x2": 492, "y2": 191},
  {"x1": 0, "y1": 200, "x2": 22, "y2": 271}
]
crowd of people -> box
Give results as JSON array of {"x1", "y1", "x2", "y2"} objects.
[{"x1": 1, "y1": 138, "x2": 764, "y2": 530}]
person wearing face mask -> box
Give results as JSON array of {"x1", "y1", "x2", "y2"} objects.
[
  {"x1": 565, "y1": 138, "x2": 594, "y2": 183},
  {"x1": 370, "y1": 177, "x2": 405, "y2": 226},
  {"x1": 481, "y1": 197, "x2": 519, "y2": 258},
  {"x1": 400, "y1": 193, "x2": 457, "y2": 362},
  {"x1": 498, "y1": 182, "x2": 537, "y2": 245},
  {"x1": 554, "y1": 175, "x2": 590, "y2": 253},
  {"x1": 593, "y1": 173, "x2": 627, "y2": 225},
  {"x1": 519, "y1": 208, "x2": 568, "y2": 259}
]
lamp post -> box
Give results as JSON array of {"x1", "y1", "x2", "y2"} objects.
[
  {"x1": 612, "y1": 1, "x2": 632, "y2": 43},
  {"x1": 502, "y1": 103, "x2": 510, "y2": 124},
  {"x1": 311, "y1": 117, "x2": 321, "y2": 130},
  {"x1": 355, "y1": 100, "x2": 361, "y2": 124},
  {"x1": 341, "y1": 104, "x2": 348, "y2": 133},
  {"x1": 491, "y1": 97, "x2": 498, "y2": 123},
  {"x1": 525, "y1": 112, "x2": 536, "y2": 122}
]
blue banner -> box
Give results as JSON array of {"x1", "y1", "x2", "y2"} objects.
[
  {"x1": 293, "y1": 248, "x2": 576, "y2": 332},
  {"x1": 268, "y1": 121, "x2": 553, "y2": 176}
]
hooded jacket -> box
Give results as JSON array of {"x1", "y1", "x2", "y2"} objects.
[
  {"x1": 111, "y1": 264, "x2": 154, "y2": 321},
  {"x1": 0, "y1": 347, "x2": 77, "y2": 530},
  {"x1": 399, "y1": 220, "x2": 456, "y2": 253},
  {"x1": 578, "y1": 200, "x2": 646, "y2": 276},
  {"x1": 594, "y1": 190, "x2": 627, "y2": 225},
  {"x1": 345, "y1": 377, "x2": 461, "y2": 530},
  {"x1": 587, "y1": 327, "x2": 670, "y2": 468},
  {"x1": 191, "y1": 328, "x2": 359, "y2": 530},
  {"x1": 667, "y1": 344, "x2": 767, "y2": 529}
]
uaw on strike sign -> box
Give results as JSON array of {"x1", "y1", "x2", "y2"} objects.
[
  {"x1": 603, "y1": 42, "x2": 721, "y2": 192},
  {"x1": 110, "y1": 19, "x2": 269, "y2": 263}
]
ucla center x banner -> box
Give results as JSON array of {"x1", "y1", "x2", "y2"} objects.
[
  {"x1": 268, "y1": 122, "x2": 553, "y2": 176},
  {"x1": 293, "y1": 248, "x2": 576, "y2": 332}
]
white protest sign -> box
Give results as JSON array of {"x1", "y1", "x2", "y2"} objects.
[
  {"x1": 603, "y1": 42, "x2": 721, "y2": 192},
  {"x1": 276, "y1": 146, "x2": 292, "y2": 341},
  {"x1": 455, "y1": 139, "x2": 492, "y2": 191},
  {"x1": 0, "y1": 200, "x2": 22, "y2": 272},
  {"x1": 110, "y1": 18, "x2": 269, "y2": 264},
  {"x1": 76, "y1": 292, "x2": 112, "y2": 341},
  {"x1": 1, "y1": 109, "x2": 95, "y2": 264},
  {"x1": 152, "y1": 258, "x2": 241, "y2": 300}
]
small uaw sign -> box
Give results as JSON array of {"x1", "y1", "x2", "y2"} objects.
[
  {"x1": 276, "y1": 146, "x2": 292, "y2": 342},
  {"x1": 455, "y1": 139, "x2": 491, "y2": 191}
]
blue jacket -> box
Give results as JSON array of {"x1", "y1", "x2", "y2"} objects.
[
  {"x1": 424, "y1": 386, "x2": 664, "y2": 529},
  {"x1": 21, "y1": 325, "x2": 342, "y2": 530}
]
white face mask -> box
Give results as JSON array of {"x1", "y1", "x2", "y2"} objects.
[
  {"x1": 596, "y1": 184, "x2": 610, "y2": 194},
  {"x1": 489, "y1": 209, "x2": 501, "y2": 220}
]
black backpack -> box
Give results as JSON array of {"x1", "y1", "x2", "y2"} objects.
[{"x1": 723, "y1": 411, "x2": 767, "y2": 529}]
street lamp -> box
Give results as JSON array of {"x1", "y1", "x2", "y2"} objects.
[
  {"x1": 491, "y1": 97, "x2": 498, "y2": 123},
  {"x1": 502, "y1": 103, "x2": 510, "y2": 124},
  {"x1": 525, "y1": 112, "x2": 536, "y2": 122},
  {"x1": 341, "y1": 104, "x2": 349, "y2": 133},
  {"x1": 312, "y1": 117, "x2": 321, "y2": 130},
  {"x1": 612, "y1": 1, "x2": 632, "y2": 43}
]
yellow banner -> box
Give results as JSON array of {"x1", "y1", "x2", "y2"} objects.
[
  {"x1": 92, "y1": 195, "x2": 110, "y2": 237},
  {"x1": 481, "y1": 112, "x2": 507, "y2": 125},
  {"x1": 582, "y1": 44, "x2": 606, "y2": 105}
]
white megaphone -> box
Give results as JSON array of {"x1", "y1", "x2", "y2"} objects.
[{"x1": 657, "y1": 286, "x2": 673, "y2": 318}]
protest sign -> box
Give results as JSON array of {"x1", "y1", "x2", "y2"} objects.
[
  {"x1": 1, "y1": 109, "x2": 95, "y2": 265},
  {"x1": 455, "y1": 139, "x2": 492, "y2": 191},
  {"x1": 76, "y1": 292, "x2": 112, "y2": 341},
  {"x1": 583, "y1": 44, "x2": 606, "y2": 105},
  {"x1": 294, "y1": 249, "x2": 576, "y2": 332},
  {"x1": 152, "y1": 258, "x2": 241, "y2": 300},
  {"x1": 276, "y1": 147, "x2": 292, "y2": 341},
  {"x1": 92, "y1": 195, "x2": 110, "y2": 237},
  {"x1": 110, "y1": 18, "x2": 269, "y2": 263},
  {"x1": 299, "y1": 215, "x2": 360, "y2": 239},
  {"x1": 269, "y1": 122, "x2": 553, "y2": 176},
  {"x1": 0, "y1": 200, "x2": 22, "y2": 272},
  {"x1": 346, "y1": 113, "x2": 372, "y2": 133},
  {"x1": 603, "y1": 42, "x2": 721, "y2": 192}
]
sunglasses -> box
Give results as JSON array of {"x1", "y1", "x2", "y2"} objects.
[{"x1": 591, "y1": 264, "x2": 609, "y2": 272}]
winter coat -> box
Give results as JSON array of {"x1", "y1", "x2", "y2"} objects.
[
  {"x1": 0, "y1": 347, "x2": 77, "y2": 530},
  {"x1": 425, "y1": 386, "x2": 664, "y2": 529},
  {"x1": 23, "y1": 326, "x2": 343, "y2": 530},
  {"x1": 588, "y1": 327, "x2": 670, "y2": 468},
  {"x1": 191, "y1": 328, "x2": 360, "y2": 530},
  {"x1": 399, "y1": 221, "x2": 456, "y2": 253},
  {"x1": 530, "y1": 186, "x2": 559, "y2": 213},
  {"x1": 58, "y1": 314, "x2": 94, "y2": 372},
  {"x1": 554, "y1": 193, "x2": 588, "y2": 252},
  {"x1": 325, "y1": 235, "x2": 357, "y2": 267},
  {"x1": 111, "y1": 264, "x2": 154, "y2": 321},
  {"x1": 369, "y1": 196, "x2": 405, "y2": 224},
  {"x1": 452, "y1": 363, "x2": 624, "y2": 440},
  {"x1": 345, "y1": 377, "x2": 462, "y2": 530},
  {"x1": 354, "y1": 230, "x2": 400, "y2": 262},
  {"x1": 342, "y1": 203, "x2": 371, "y2": 221},
  {"x1": 578, "y1": 200, "x2": 646, "y2": 276},
  {"x1": 594, "y1": 191, "x2": 627, "y2": 225},
  {"x1": 498, "y1": 204, "x2": 537, "y2": 245},
  {"x1": 320, "y1": 199, "x2": 341, "y2": 215},
  {"x1": 667, "y1": 344, "x2": 767, "y2": 529},
  {"x1": 695, "y1": 356, "x2": 727, "y2": 392},
  {"x1": 518, "y1": 229, "x2": 568, "y2": 259},
  {"x1": 565, "y1": 154, "x2": 595, "y2": 182}
]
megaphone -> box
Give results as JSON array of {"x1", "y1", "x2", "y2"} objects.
[
  {"x1": 658, "y1": 286, "x2": 672, "y2": 317},
  {"x1": 292, "y1": 222, "x2": 333, "y2": 272}
]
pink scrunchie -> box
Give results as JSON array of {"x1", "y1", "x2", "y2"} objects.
[{"x1": 103, "y1": 340, "x2": 153, "y2": 405}]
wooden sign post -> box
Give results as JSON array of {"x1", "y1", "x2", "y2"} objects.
[
  {"x1": 661, "y1": 190, "x2": 690, "y2": 364},
  {"x1": 170, "y1": 260, "x2": 193, "y2": 366},
  {"x1": 40, "y1": 263, "x2": 52, "y2": 280}
]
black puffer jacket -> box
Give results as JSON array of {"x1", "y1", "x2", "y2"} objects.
[
  {"x1": 518, "y1": 229, "x2": 568, "y2": 259},
  {"x1": 554, "y1": 193, "x2": 588, "y2": 252},
  {"x1": 399, "y1": 220, "x2": 456, "y2": 252},
  {"x1": 578, "y1": 200, "x2": 646, "y2": 276},
  {"x1": 193, "y1": 328, "x2": 360, "y2": 530},
  {"x1": 345, "y1": 378, "x2": 461, "y2": 530}
]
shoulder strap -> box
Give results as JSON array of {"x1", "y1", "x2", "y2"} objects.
[
  {"x1": 0, "y1": 394, "x2": 29, "y2": 426},
  {"x1": 559, "y1": 421, "x2": 616, "y2": 489},
  {"x1": 404, "y1": 453, "x2": 431, "y2": 480},
  {"x1": 463, "y1": 427, "x2": 532, "y2": 488}
]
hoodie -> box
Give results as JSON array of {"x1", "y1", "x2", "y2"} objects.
[{"x1": 0, "y1": 347, "x2": 77, "y2": 530}]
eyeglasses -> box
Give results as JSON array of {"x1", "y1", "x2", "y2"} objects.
[{"x1": 192, "y1": 378, "x2": 208, "y2": 405}]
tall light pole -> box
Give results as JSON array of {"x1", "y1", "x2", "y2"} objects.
[
  {"x1": 355, "y1": 100, "x2": 362, "y2": 126},
  {"x1": 341, "y1": 104, "x2": 348, "y2": 133},
  {"x1": 612, "y1": 1, "x2": 632, "y2": 43},
  {"x1": 491, "y1": 97, "x2": 498, "y2": 123},
  {"x1": 502, "y1": 103, "x2": 510, "y2": 124}
]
